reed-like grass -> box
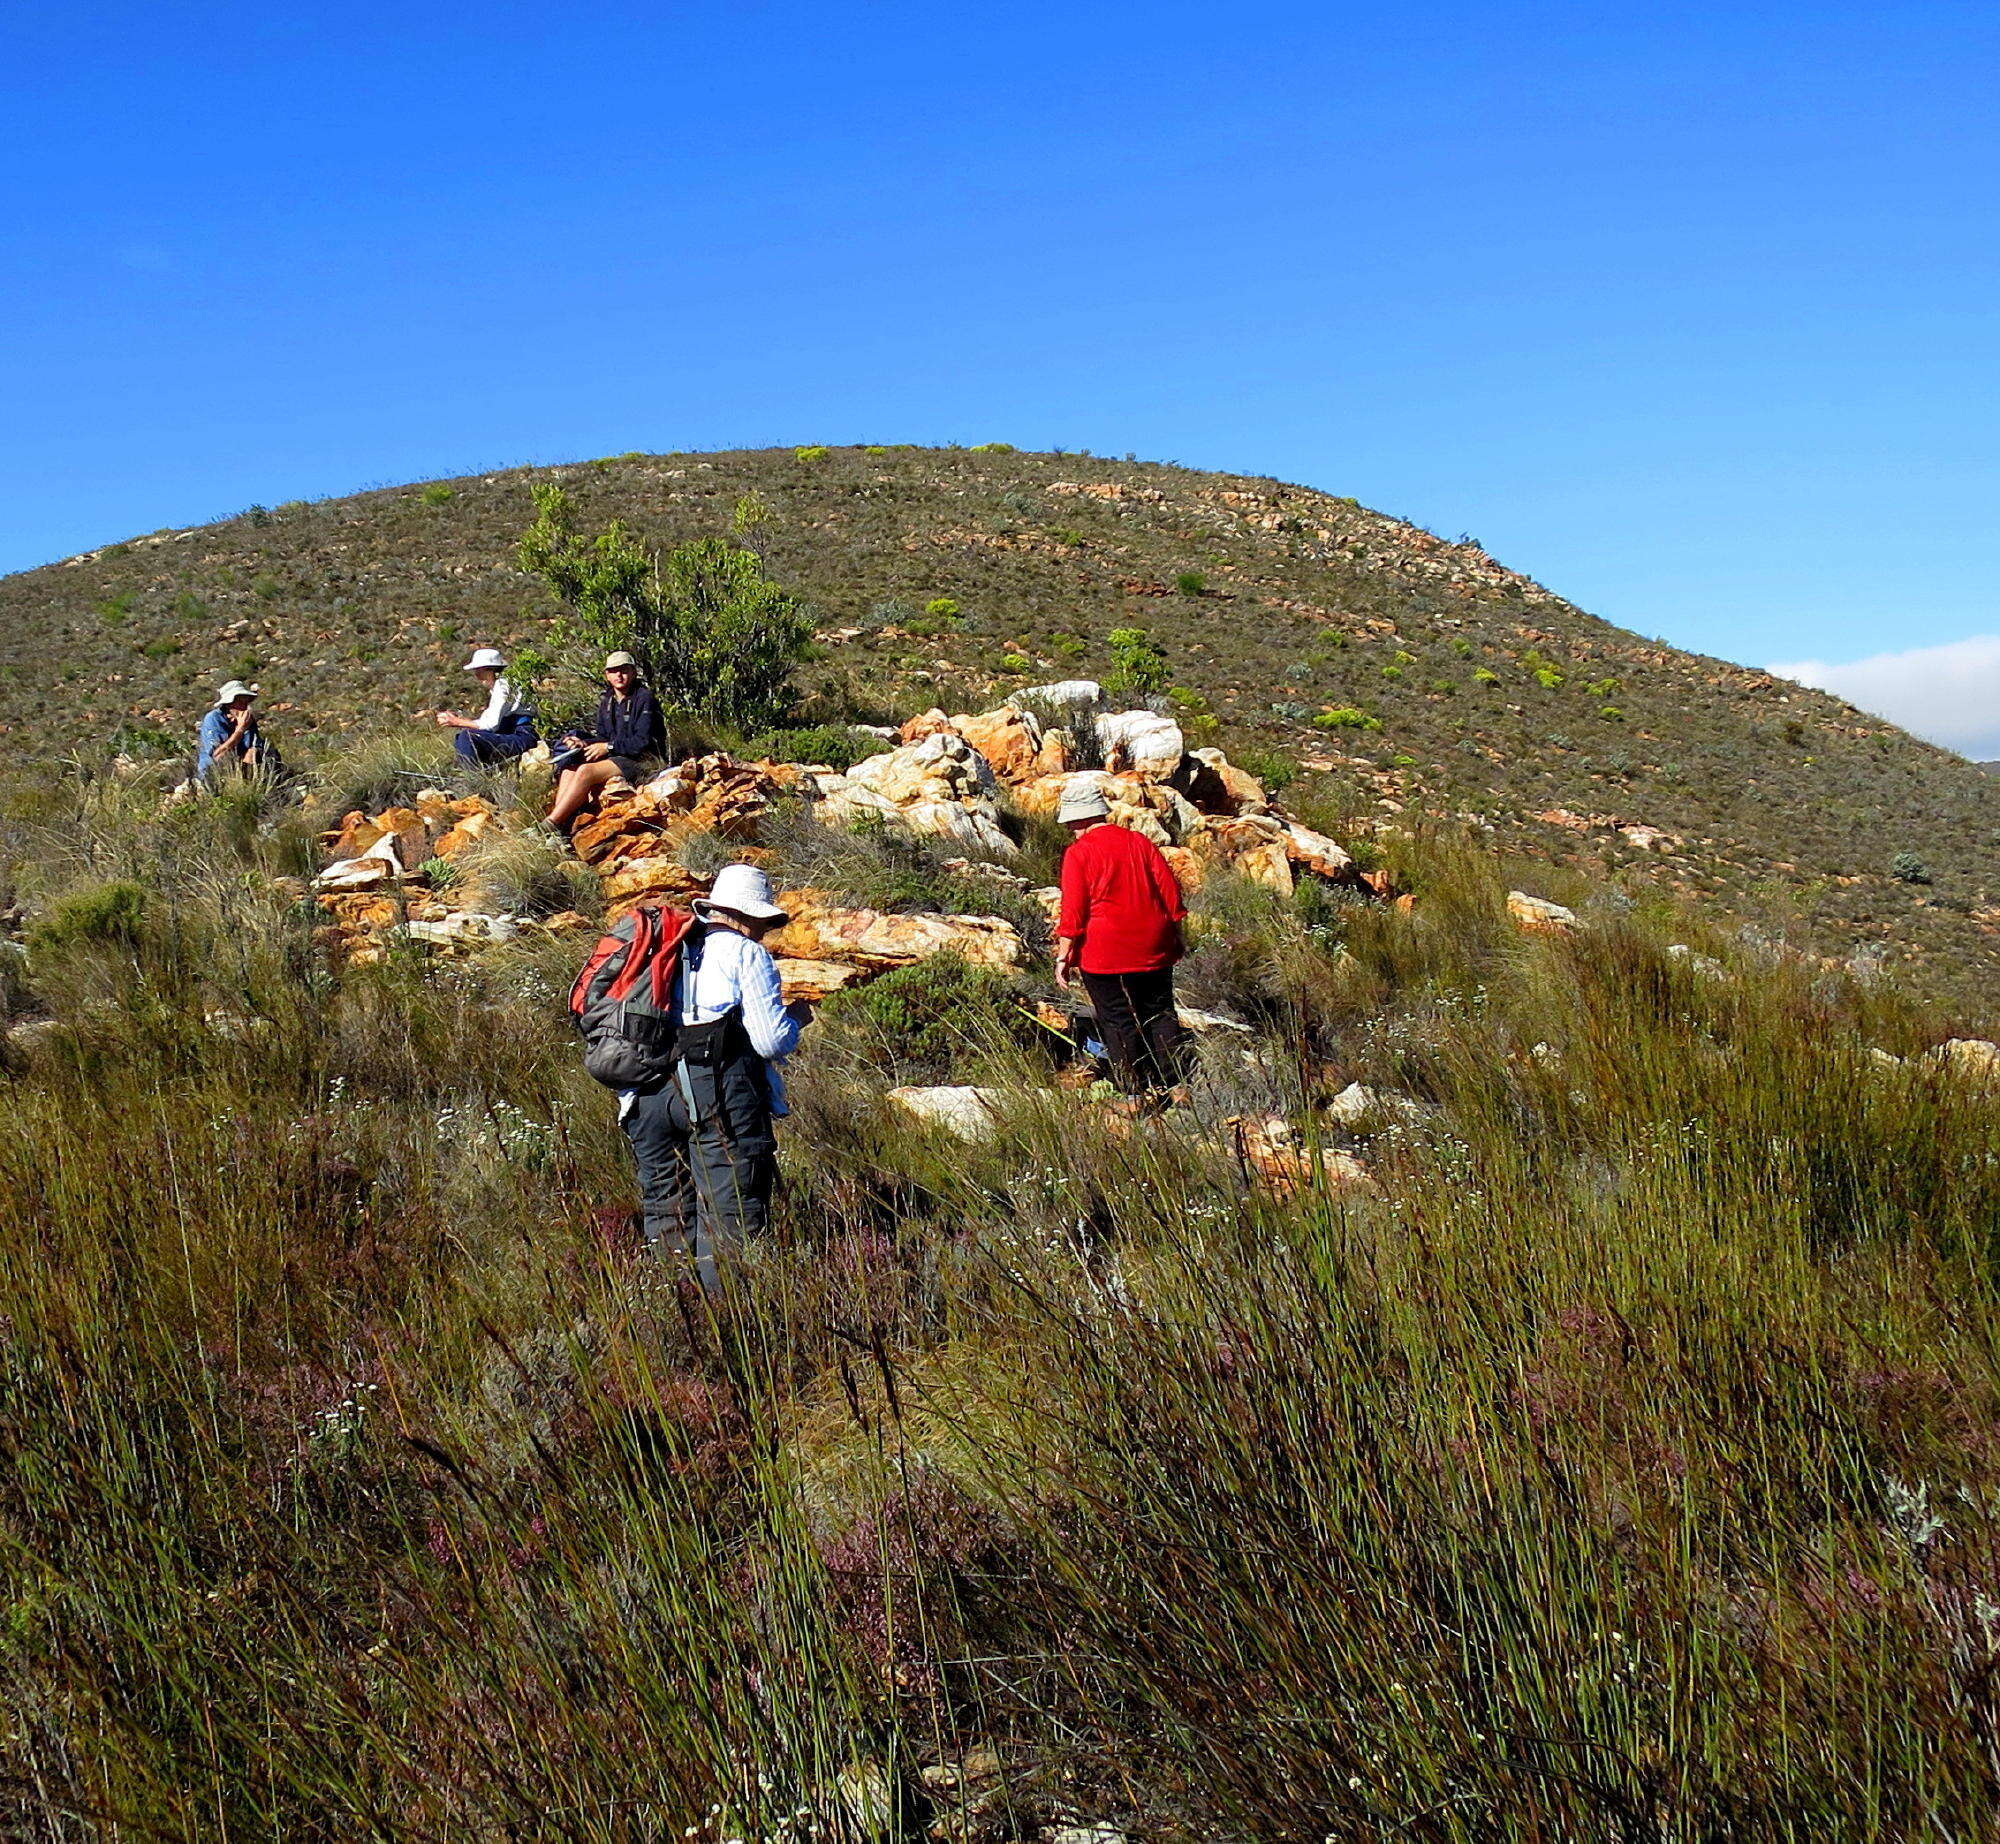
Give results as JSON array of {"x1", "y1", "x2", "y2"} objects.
[{"x1": 3, "y1": 759, "x2": 1999, "y2": 1839}]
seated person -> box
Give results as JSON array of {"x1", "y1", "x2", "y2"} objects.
[
  {"x1": 196, "y1": 680, "x2": 280, "y2": 782},
  {"x1": 434, "y1": 648, "x2": 538, "y2": 764},
  {"x1": 546, "y1": 651, "x2": 669, "y2": 834}
]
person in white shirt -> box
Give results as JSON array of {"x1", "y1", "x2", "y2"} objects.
[
  {"x1": 434, "y1": 647, "x2": 539, "y2": 765},
  {"x1": 618, "y1": 863, "x2": 805, "y2": 1289}
]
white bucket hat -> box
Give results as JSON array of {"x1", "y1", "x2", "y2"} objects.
[
  {"x1": 214, "y1": 680, "x2": 259, "y2": 706},
  {"x1": 1056, "y1": 777, "x2": 1110, "y2": 825},
  {"x1": 696, "y1": 863, "x2": 788, "y2": 924},
  {"x1": 463, "y1": 647, "x2": 507, "y2": 672}
]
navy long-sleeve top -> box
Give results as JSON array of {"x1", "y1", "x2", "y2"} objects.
[{"x1": 594, "y1": 681, "x2": 666, "y2": 759}]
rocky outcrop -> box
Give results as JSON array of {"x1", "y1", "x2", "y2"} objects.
[{"x1": 766, "y1": 895, "x2": 1025, "y2": 973}]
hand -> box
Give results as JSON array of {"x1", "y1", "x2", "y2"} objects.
[
  {"x1": 583, "y1": 742, "x2": 612, "y2": 762},
  {"x1": 433, "y1": 711, "x2": 455, "y2": 728},
  {"x1": 1054, "y1": 940, "x2": 1078, "y2": 991}
]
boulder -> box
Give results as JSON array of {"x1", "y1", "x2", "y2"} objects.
[
  {"x1": 887, "y1": 1085, "x2": 1006, "y2": 1140},
  {"x1": 315, "y1": 836, "x2": 404, "y2": 890},
  {"x1": 1009, "y1": 773, "x2": 1074, "y2": 818},
  {"x1": 1103, "y1": 772, "x2": 1204, "y2": 845},
  {"x1": 323, "y1": 810, "x2": 385, "y2": 860},
  {"x1": 897, "y1": 706, "x2": 955, "y2": 744},
  {"x1": 846, "y1": 730, "x2": 999, "y2": 803},
  {"x1": 1016, "y1": 678, "x2": 1102, "y2": 708},
  {"x1": 941, "y1": 858, "x2": 1031, "y2": 890},
  {"x1": 1094, "y1": 709, "x2": 1185, "y2": 779},
  {"x1": 1193, "y1": 816, "x2": 1295, "y2": 892},
  {"x1": 400, "y1": 913, "x2": 522, "y2": 948},
  {"x1": 1507, "y1": 891, "x2": 1579, "y2": 934},
  {"x1": 1175, "y1": 748, "x2": 1271, "y2": 817},
  {"x1": 1926, "y1": 1039, "x2": 2000, "y2": 1080},
  {"x1": 569, "y1": 795, "x2": 672, "y2": 868},
  {"x1": 1325, "y1": 1082, "x2": 1429, "y2": 1130},
  {"x1": 778, "y1": 959, "x2": 868, "y2": 1004},
  {"x1": 1159, "y1": 845, "x2": 1204, "y2": 895},
  {"x1": 892, "y1": 798, "x2": 1019, "y2": 858},
  {"x1": 599, "y1": 858, "x2": 707, "y2": 911},
  {"x1": 1283, "y1": 821, "x2": 1352, "y2": 880},
  {"x1": 433, "y1": 810, "x2": 497, "y2": 858},
  {"x1": 767, "y1": 898, "x2": 1025, "y2": 972},
  {"x1": 954, "y1": 705, "x2": 1044, "y2": 783},
  {"x1": 1029, "y1": 728, "x2": 1073, "y2": 777}
]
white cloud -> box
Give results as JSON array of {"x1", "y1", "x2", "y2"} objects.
[{"x1": 1770, "y1": 635, "x2": 2000, "y2": 760}]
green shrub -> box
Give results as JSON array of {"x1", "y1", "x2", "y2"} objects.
[
  {"x1": 1892, "y1": 852, "x2": 1933, "y2": 885},
  {"x1": 1313, "y1": 706, "x2": 1381, "y2": 732},
  {"x1": 793, "y1": 445, "x2": 830, "y2": 463},
  {"x1": 971, "y1": 442, "x2": 1016, "y2": 454},
  {"x1": 820, "y1": 952, "x2": 1022, "y2": 1080},
  {"x1": 419, "y1": 484, "x2": 455, "y2": 507},
  {"x1": 1473, "y1": 667, "x2": 1500, "y2": 685},
  {"x1": 1228, "y1": 746, "x2": 1297, "y2": 793},
  {"x1": 1174, "y1": 571, "x2": 1207, "y2": 596},
  {"x1": 999, "y1": 653, "x2": 1033, "y2": 673},
  {"x1": 1107, "y1": 627, "x2": 1170, "y2": 696},
  {"x1": 746, "y1": 725, "x2": 893, "y2": 772},
  {"x1": 30, "y1": 881, "x2": 150, "y2": 953},
  {"x1": 95, "y1": 593, "x2": 134, "y2": 625},
  {"x1": 140, "y1": 637, "x2": 182, "y2": 660}
]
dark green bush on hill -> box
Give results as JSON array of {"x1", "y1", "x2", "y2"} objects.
[
  {"x1": 818, "y1": 952, "x2": 1024, "y2": 1080},
  {"x1": 516, "y1": 482, "x2": 813, "y2": 732}
]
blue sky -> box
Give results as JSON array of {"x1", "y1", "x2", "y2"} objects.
[{"x1": 7, "y1": 3, "x2": 1998, "y2": 743}]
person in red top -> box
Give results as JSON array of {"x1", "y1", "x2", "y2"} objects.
[{"x1": 1053, "y1": 780, "x2": 1192, "y2": 1101}]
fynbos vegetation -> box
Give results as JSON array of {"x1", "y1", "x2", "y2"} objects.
[{"x1": 3, "y1": 702, "x2": 2000, "y2": 1838}]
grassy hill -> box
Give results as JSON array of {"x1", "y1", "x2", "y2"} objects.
[{"x1": 7, "y1": 442, "x2": 2000, "y2": 1011}]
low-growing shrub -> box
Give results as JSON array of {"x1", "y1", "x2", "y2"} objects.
[
  {"x1": 819, "y1": 952, "x2": 1024, "y2": 1080},
  {"x1": 747, "y1": 726, "x2": 893, "y2": 773},
  {"x1": 30, "y1": 880, "x2": 150, "y2": 953},
  {"x1": 1313, "y1": 706, "x2": 1381, "y2": 732}
]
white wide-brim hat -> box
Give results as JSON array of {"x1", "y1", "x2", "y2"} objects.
[
  {"x1": 463, "y1": 647, "x2": 507, "y2": 672},
  {"x1": 214, "y1": 680, "x2": 260, "y2": 706},
  {"x1": 1056, "y1": 775, "x2": 1111, "y2": 825},
  {"x1": 695, "y1": 863, "x2": 788, "y2": 923}
]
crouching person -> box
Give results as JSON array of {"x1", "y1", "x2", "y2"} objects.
[
  {"x1": 572, "y1": 864, "x2": 802, "y2": 1290},
  {"x1": 197, "y1": 680, "x2": 281, "y2": 782}
]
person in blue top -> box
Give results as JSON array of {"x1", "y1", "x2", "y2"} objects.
[
  {"x1": 433, "y1": 648, "x2": 539, "y2": 765},
  {"x1": 617, "y1": 863, "x2": 805, "y2": 1290},
  {"x1": 546, "y1": 651, "x2": 669, "y2": 835},
  {"x1": 196, "y1": 681, "x2": 279, "y2": 782}
]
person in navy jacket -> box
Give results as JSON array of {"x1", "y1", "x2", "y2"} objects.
[{"x1": 546, "y1": 651, "x2": 669, "y2": 834}]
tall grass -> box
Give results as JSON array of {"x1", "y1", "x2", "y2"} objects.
[{"x1": 3, "y1": 760, "x2": 2000, "y2": 1838}]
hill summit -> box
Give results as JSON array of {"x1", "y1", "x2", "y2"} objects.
[{"x1": 6, "y1": 443, "x2": 1998, "y2": 1011}]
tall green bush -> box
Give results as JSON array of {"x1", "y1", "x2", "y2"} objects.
[{"x1": 516, "y1": 483, "x2": 814, "y2": 731}]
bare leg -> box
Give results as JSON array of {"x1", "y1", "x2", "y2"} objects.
[{"x1": 546, "y1": 758, "x2": 623, "y2": 831}]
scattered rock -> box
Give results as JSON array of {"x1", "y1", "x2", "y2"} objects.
[
  {"x1": 599, "y1": 858, "x2": 708, "y2": 913},
  {"x1": 1926, "y1": 1039, "x2": 2000, "y2": 1079},
  {"x1": 1325, "y1": 1081, "x2": 1428, "y2": 1130},
  {"x1": 1507, "y1": 891, "x2": 1578, "y2": 933},
  {"x1": 399, "y1": 913, "x2": 522, "y2": 947},
  {"x1": 888, "y1": 1086, "x2": 1006, "y2": 1139},
  {"x1": 315, "y1": 837, "x2": 404, "y2": 890}
]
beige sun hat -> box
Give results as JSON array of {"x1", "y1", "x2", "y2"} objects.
[
  {"x1": 696, "y1": 863, "x2": 788, "y2": 923},
  {"x1": 213, "y1": 680, "x2": 260, "y2": 706},
  {"x1": 1056, "y1": 779, "x2": 1111, "y2": 825},
  {"x1": 604, "y1": 650, "x2": 639, "y2": 670},
  {"x1": 463, "y1": 647, "x2": 507, "y2": 671}
]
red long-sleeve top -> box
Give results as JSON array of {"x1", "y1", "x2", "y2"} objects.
[{"x1": 1056, "y1": 822, "x2": 1187, "y2": 975}]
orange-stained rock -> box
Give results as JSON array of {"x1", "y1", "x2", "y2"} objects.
[
  {"x1": 536, "y1": 910, "x2": 598, "y2": 934},
  {"x1": 599, "y1": 858, "x2": 708, "y2": 911},
  {"x1": 316, "y1": 892, "x2": 401, "y2": 933},
  {"x1": 898, "y1": 707, "x2": 955, "y2": 744},
  {"x1": 1160, "y1": 845, "x2": 1204, "y2": 895},
  {"x1": 1176, "y1": 748, "x2": 1272, "y2": 817},
  {"x1": 954, "y1": 706, "x2": 1044, "y2": 783},
  {"x1": 766, "y1": 897, "x2": 1024, "y2": 972},
  {"x1": 1009, "y1": 773, "x2": 1072, "y2": 818},
  {"x1": 324, "y1": 810, "x2": 385, "y2": 860},
  {"x1": 1029, "y1": 730, "x2": 1071, "y2": 777},
  {"x1": 1282, "y1": 821, "x2": 1352, "y2": 880},
  {"x1": 433, "y1": 810, "x2": 496, "y2": 858},
  {"x1": 569, "y1": 794, "x2": 672, "y2": 867},
  {"x1": 777, "y1": 959, "x2": 869, "y2": 1004},
  {"x1": 1507, "y1": 891, "x2": 1579, "y2": 934}
]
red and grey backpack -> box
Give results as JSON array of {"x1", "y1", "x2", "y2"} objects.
[{"x1": 567, "y1": 905, "x2": 697, "y2": 1093}]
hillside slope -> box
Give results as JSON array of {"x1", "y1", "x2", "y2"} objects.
[{"x1": 6, "y1": 444, "x2": 1999, "y2": 1010}]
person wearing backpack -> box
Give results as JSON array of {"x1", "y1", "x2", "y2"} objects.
[
  {"x1": 433, "y1": 648, "x2": 539, "y2": 765},
  {"x1": 570, "y1": 864, "x2": 801, "y2": 1289}
]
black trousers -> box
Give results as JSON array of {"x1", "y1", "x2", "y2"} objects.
[
  {"x1": 1081, "y1": 967, "x2": 1191, "y2": 1096},
  {"x1": 618, "y1": 1055, "x2": 775, "y2": 1290}
]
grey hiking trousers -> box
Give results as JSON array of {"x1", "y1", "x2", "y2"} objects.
[{"x1": 618, "y1": 1055, "x2": 775, "y2": 1290}]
